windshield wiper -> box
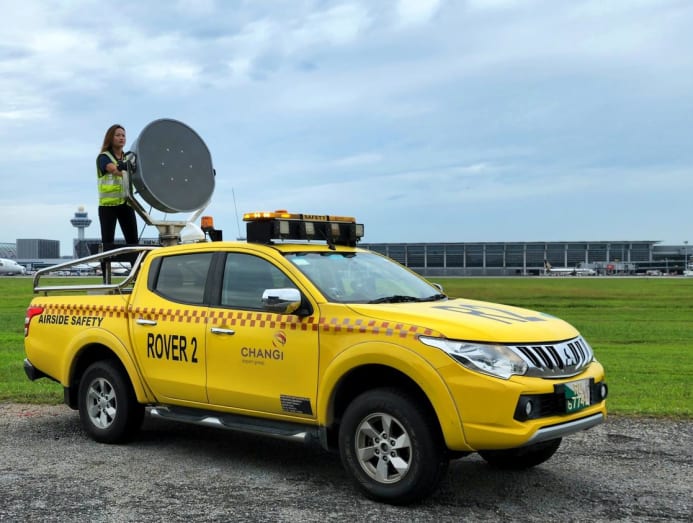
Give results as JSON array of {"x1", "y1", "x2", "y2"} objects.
[
  {"x1": 368, "y1": 295, "x2": 425, "y2": 304},
  {"x1": 420, "y1": 293, "x2": 447, "y2": 302},
  {"x1": 368, "y1": 293, "x2": 448, "y2": 304}
]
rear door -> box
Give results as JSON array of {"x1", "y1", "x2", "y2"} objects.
[{"x1": 130, "y1": 251, "x2": 213, "y2": 403}]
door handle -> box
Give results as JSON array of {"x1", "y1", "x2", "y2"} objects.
[
  {"x1": 136, "y1": 318, "x2": 158, "y2": 326},
  {"x1": 210, "y1": 327, "x2": 235, "y2": 335}
]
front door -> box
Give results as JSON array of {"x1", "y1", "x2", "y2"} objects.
[{"x1": 205, "y1": 252, "x2": 319, "y2": 418}]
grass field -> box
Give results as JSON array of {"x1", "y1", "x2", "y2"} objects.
[{"x1": 1, "y1": 276, "x2": 691, "y2": 417}]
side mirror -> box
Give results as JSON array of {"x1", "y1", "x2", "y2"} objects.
[{"x1": 262, "y1": 288, "x2": 302, "y2": 314}]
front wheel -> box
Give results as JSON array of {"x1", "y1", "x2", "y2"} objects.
[
  {"x1": 78, "y1": 360, "x2": 144, "y2": 444},
  {"x1": 479, "y1": 438, "x2": 562, "y2": 469},
  {"x1": 339, "y1": 388, "x2": 447, "y2": 504}
]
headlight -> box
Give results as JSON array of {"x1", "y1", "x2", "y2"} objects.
[{"x1": 419, "y1": 336, "x2": 528, "y2": 379}]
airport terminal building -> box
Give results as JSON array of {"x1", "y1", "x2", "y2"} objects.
[
  {"x1": 62, "y1": 237, "x2": 681, "y2": 276},
  {"x1": 62, "y1": 238, "x2": 689, "y2": 276},
  {"x1": 361, "y1": 241, "x2": 689, "y2": 276},
  {"x1": 53, "y1": 207, "x2": 687, "y2": 276},
  {"x1": 5, "y1": 234, "x2": 690, "y2": 277}
]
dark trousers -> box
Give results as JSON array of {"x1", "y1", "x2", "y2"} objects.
[
  {"x1": 99, "y1": 204, "x2": 138, "y2": 247},
  {"x1": 98, "y1": 204, "x2": 139, "y2": 269}
]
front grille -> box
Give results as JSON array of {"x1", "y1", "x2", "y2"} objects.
[{"x1": 511, "y1": 337, "x2": 594, "y2": 378}]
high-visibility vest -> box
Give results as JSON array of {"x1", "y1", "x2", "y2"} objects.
[{"x1": 97, "y1": 151, "x2": 126, "y2": 206}]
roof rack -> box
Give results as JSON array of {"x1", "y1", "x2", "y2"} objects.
[{"x1": 32, "y1": 246, "x2": 157, "y2": 295}]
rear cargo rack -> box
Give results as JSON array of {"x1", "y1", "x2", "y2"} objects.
[{"x1": 32, "y1": 246, "x2": 158, "y2": 295}]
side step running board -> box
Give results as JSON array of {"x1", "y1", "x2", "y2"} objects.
[{"x1": 149, "y1": 406, "x2": 323, "y2": 447}]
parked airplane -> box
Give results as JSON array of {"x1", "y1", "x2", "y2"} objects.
[
  {"x1": 544, "y1": 260, "x2": 596, "y2": 276},
  {"x1": 0, "y1": 258, "x2": 26, "y2": 276},
  {"x1": 548, "y1": 267, "x2": 597, "y2": 276},
  {"x1": 68, "y1": 261, "x2": 130, "y2": 276}
]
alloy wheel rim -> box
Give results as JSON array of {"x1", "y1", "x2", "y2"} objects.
[
  {"x1": 354, "y1": 412, "x2": 412, "y2": 484},
  {"x1": 86, "y1": 377, "x2": 117, "y2": 429}
]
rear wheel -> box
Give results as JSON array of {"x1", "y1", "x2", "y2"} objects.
[
  {"x1": 339, "y1": 388, "x2": 448, "y2": 504},
  {"x1": 78, "y1": 360, "x2": 144, "y2": 443},
  {"x1": 479, "y1": 438, "x2": 562, "y2": 469}
]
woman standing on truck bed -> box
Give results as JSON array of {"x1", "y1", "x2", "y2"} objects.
[{"x1": 96, "y1": 124, "x2": 138, "y2": 255}]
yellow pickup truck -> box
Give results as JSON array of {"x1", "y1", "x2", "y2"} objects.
[{"x1": 24, "y1": 211, "x2": 607, "y2": 504}]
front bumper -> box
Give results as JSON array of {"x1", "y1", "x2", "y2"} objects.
[{"x1": 439, "y1": 360, "x2": 608, "y2": 451}]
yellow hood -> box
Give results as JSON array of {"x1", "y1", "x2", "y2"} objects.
[{"x1": 345, "y1": 297, "x2": 579, "y2": 344}]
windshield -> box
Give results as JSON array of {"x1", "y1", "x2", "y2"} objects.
[{"x1": 285, "y1": 251, "x2": 446, "y2": 304}]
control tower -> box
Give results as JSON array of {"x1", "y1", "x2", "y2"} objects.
[{"x1": 70, "y1": 206, "x2": 92, "y2": 258}]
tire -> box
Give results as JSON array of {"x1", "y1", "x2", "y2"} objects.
[
  {"x1": 479, "y1": 438, "x2": 562, "y2": 470},
  {"x1": 78, "y1": 360, "x2": 144, "y2": 444},
  {"x1": 339, "y1": 388, "x2": 448, "y2": 504}
]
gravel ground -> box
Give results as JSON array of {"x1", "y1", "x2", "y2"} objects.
[{"x1": 0, "y1": 403, "x2": 691, "y2": 522}]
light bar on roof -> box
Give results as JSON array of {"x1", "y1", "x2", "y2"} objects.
[{"x1": 243, "y1": 210, "x2": 363, "y2": 246}]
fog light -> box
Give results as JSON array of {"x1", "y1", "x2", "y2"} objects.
[
  {"x1": 514, "y1": 396, "x2": 542, "y2": 421},
  {"x1": 599, "y1": 383, "x2": 608, "y2": 400},
  {"x1": 525, "y1": 400, "x2": 533, "y2": 417}
]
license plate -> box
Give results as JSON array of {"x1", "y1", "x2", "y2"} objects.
[{"x1": 564, "y1": 379, "x2": 590, "y2": 413}]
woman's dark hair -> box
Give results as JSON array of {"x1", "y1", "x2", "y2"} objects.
[{"x1": 100, "y1": 124, "x2": 125, "y2": 153}]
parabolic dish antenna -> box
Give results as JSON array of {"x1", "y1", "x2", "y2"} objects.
[{"x1": 131, "y1": 118, "x2": 215, "y2": 213}]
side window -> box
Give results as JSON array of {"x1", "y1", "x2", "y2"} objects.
[
  {"x1": 154, "y1": 252, "x2": 213, "y2": 304},
  {"x1": 221, "y1": 253, "x2": 296, "y2": 310}
]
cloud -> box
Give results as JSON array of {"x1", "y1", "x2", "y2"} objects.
[
  {"x1": 288, "y1": 3, "x2": 373, "y2": 48},
  {"x1": 331, "y1": 153, "x2": 383, "y2": 167},
  {"x1": 0, "y1": 0, "x2": 692, "y2": 254},
  {"x1": 465, "y1": 0, "x2": 524, "y2": 11},
  {"x1": 396, "y1": 0, "x2": 442, "y2": 27}
]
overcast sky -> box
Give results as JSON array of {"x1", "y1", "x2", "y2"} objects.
[{"x1": 1, "y1": 0, "x2": 692, "y2": 256}]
